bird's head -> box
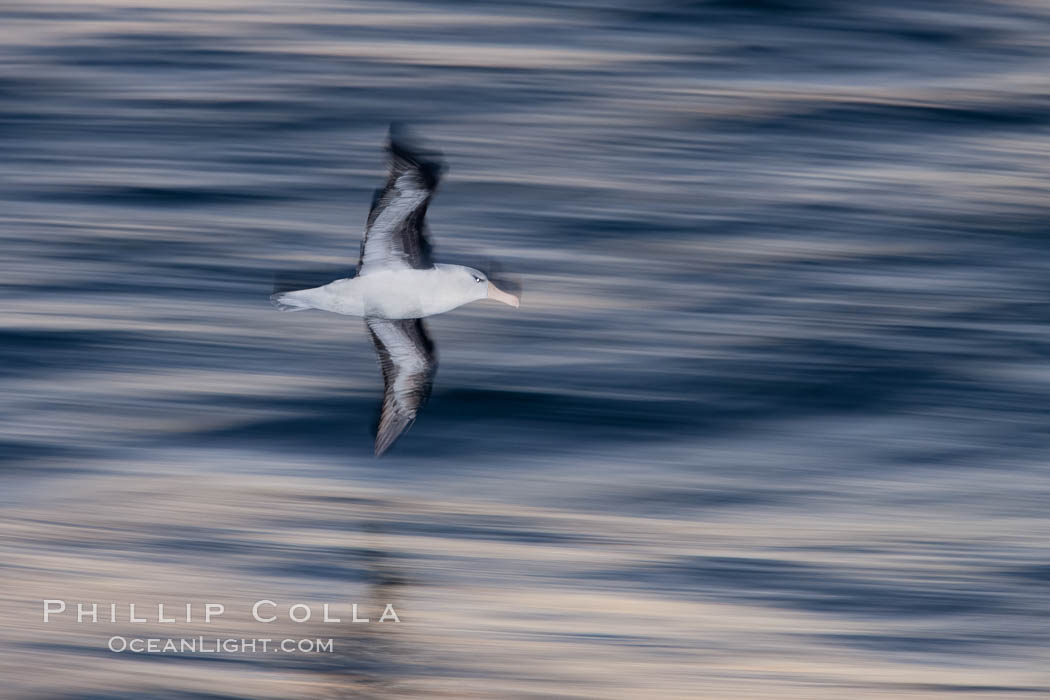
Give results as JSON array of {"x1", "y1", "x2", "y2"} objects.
[{"x1": 460, "y1": 266, "x2": 520, "y2": 308}]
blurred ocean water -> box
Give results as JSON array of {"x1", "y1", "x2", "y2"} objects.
[{"x1": 3, "y1": 1, "x2": 1050, "y2": 697}]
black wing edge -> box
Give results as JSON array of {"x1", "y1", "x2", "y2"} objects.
[{"x1": 387, "y1": 122, "x2": 446, "y2": 192}]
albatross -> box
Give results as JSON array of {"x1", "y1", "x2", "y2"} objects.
[{"x1": 270, "y1": 127, "x2": 520, "y2": 455}]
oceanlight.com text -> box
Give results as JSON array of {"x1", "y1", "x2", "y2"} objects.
[{"x1": 108, "y1": 637, "x2": 335, "y2": 654}]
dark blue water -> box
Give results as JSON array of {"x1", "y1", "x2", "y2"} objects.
[{"x1": 4, "y1": 1, "x2": 1050, "y2": 697}]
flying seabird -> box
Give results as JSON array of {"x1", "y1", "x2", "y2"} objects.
[{"x1": 271, "y1": 127, "x2": 520, "y2": 456}]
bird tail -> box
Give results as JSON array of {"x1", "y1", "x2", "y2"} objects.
[{"x1": 270, "y1": 290, "x2": 313, "y2": 312}]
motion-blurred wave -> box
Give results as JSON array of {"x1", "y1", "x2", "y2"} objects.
[{"x1": 3, "y1": 1, "x2": 1050, "y2": 698}]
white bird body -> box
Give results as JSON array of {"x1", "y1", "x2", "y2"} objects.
[{"x1": 274, "y1": 264, "x2": 504, "y2": 319}]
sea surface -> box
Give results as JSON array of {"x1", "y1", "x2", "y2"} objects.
[{"x1": 3, "y1": 1, "x2": 1050, "y2": 698}]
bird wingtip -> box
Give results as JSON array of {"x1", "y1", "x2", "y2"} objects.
[
  {"x1": 373, "y1": 412, "x2": 416, "y2": 457},
  {"x1": 386, "y1": 123, "x2": 446, "y2": 182}
]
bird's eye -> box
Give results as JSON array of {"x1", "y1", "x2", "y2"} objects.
[{"x1": 472, "y1": 275, "x2": 483, "y2": 283}]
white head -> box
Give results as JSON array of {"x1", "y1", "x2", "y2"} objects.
[{"x1": 442, "y1": 265, "x2": 520, "y2": 308}]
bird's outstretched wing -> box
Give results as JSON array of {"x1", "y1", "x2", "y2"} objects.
[
  {"x1": 366, "y1": 317, "x2": 438, "y2": 456},
  {"x1": 357, "y1": 126, "x2": 444, "y2": 275}
]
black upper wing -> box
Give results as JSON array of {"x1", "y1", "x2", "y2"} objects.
[
  {"x1": 365, "y1": 317, "x2": 438, "y2": 456},
  {"x1": 357, "y1": 126, "x2": 444, "y2": 275}
]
